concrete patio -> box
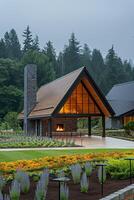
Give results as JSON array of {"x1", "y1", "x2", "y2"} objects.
[{"x1": 54, "y1": 135, "x2": 134, "y2": 149}]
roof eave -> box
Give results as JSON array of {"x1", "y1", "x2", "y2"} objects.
[{"x1": 117, "y1": 109, "x2": 134, "y2": 117}]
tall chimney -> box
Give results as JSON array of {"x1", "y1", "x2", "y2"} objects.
[{"x1": 24, "y1": 64, "x2": 37, "y2": 135}]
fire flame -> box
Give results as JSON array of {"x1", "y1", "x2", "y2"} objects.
[{"x1": 56, "y1": 124, "x2": 64, "y2": 132}]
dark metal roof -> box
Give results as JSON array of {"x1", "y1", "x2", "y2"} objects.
[{"x1": 106, "y1": 81, "x2": 134, "y2": 116}]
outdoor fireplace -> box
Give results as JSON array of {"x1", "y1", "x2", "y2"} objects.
[{"x1": 56, "y1": 124, "x2": 64, "y2": 132}]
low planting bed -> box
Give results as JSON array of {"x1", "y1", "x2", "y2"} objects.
[
  {"x1": 0, "y1": 151, "x2": 134, "y2": 200},
  {"x1": 1, "y1": 170, "x2": 131, "y2": 200},
  {"x1": 0, "y1": 132, "x2": 75, "y2": 148}
]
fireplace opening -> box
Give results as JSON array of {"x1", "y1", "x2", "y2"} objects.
[{"x1": 56, "y1": 124, "x2": 64, "y2": 132}]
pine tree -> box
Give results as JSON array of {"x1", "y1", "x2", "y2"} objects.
[
  {"x1": 91, "y1": 49, "x2": 105, "y2": 79},
  {"x1": 43, "y1": 41, "x2": 56, "y2": 61},
  {"x1": 104, "y1": 46, "x2": 125, "y2": 93},
  {"x1": 43, "y1": 41, "x2": 57, "y2": 76},
  {"x1": 57, "y1": 52, "x2": 64, "y2": 77},
  {"x1": 3, "y1": 29, "x2": 21, "y2": 59},
  {"x1": 32, "y1": 35, "x2": 40, "y2": 51},
  {"x1": 4, "y1": 32, "x2": 11, "y2": 57},
  {"x1": 123, "y1": 60, "x2": 133, "y2": 81},
  {"x1": 63, "y1": 33, "x2": 81, "y2": 74},
  {"x1": 81, "y1": 43, "x2": 92, "y2": 71},
  {"x1": 9, "y1": 29, "x2": 21, "y2": 59},
  {"x1": 23, "y1": 26, "x2": 33, "y2": 53},
  {"x1": 90, "y1": 49, "x2": 106, "y2": 92},
  {"x1": 0, "y1": 39, "x2": 6, "y2": 58}
]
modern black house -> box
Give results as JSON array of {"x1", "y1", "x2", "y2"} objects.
[{"x1": 106, "y1": 81, "x2": 134, "y2": 129}]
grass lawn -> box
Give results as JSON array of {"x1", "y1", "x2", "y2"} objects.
[{"x1": 0, "y1": 149, "x2": 133, "y2": 162}]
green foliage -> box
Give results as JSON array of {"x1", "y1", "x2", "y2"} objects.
[
  {"x1": 15, "y1": 170, "x2": 30, "y2": 193},
  {"x1": 8, "y1": 29, "x2": 21, "y2": 59},
  {"x1": 77, "y1": 118, "x2": 100, "y2": 130},
  {"x1": 3, "y1": 29, "x2": 21, "y2": 59},
  {"x1": 0, "y1": 122, "x2": 10, "y2": 130},
  {"x1": 10, "y1": 180, "x2": 20, "y2": 200},
  {"x1": 90, "y1": 49, "x2": 105, "y2": 91},
  {"x1": 0, "y1": 176, "x2": 6, "y2": 191},
  {"x1": 0, "y1": 39, "x2": 6, "y2": 58},
  {"x1": 124, "y1": 121, "x2": 134, "y2": 131},
  {"x1": 77, "y1": 118, "x2": 88, "y2": 129},
  {"x1": 32, "y1": 35, "x2": 40, "y2": 51},
  {"x1": 70, "y1": 163, "x2": 82, "y2": 184},
  {"x1": 0, "y1": 133, "x2": 75, "y2": 148},
  {"x1": 21, "y1": 50, "x2": 56, "y2": 87},
  {"x1": 0, "y1": 58, "x2": 23, "y2": 118},
  {"x1": 80, "y1": 172, "x2": 89, "y2": 193},
  {"x1": 3, "y1": 112, "x2": 21, "y2": 131},
  {"x1": 84, "y1": 162, "x2": 92, "y2": 176},
  {"x1": 63, "y1": 33, "x2": 81, "y2": 74},
  {"x1": 23, "y1": 26, "x2": 33, "y2": 53},
  {"x1": 0, "y1": 85, "x2": 23, "y2": 118},
  {"x1": 60, "y1": 183, "x2": 69, "y2": 200},
  {"x1": 106, "y1": 159, "x2": 134, "y2": 179}
]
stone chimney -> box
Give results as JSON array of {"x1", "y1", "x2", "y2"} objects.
[{"x1": 24, "y1": 64, "x2": 37, "y2": 135}]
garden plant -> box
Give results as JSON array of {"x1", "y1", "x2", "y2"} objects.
[{"x1": 0, "y1": 151, "x2": 133, "y2": 199}]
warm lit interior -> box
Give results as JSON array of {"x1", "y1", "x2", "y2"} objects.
[
  {"x1": 124, "y1": 116, "x2": 134, "y2": 125},
  {"x1": 56, "y1": 124, "x2": 64, "y2": 131},
  {"x1": 59, "y1": 82, "x2": 100, "y2": 114}
]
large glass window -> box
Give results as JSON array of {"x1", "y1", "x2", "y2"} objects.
[{"x1": 59, "y1": 82, "x2": 100, "y2": 114}]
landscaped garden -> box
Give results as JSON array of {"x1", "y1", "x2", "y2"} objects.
[
  {"x1": 0, "y1": 132, "x2": 75, "y2": 148},
  {"x1": 0, "y1": 150, "x2": 134, "y2": 199}
]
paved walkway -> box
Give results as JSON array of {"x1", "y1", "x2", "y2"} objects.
[
  {"x1": 54, "y1": 135, "x2": 134, "y2": 149},
  {"x1": 0, "y1": 136, "x2": 133, "y2": 151}
]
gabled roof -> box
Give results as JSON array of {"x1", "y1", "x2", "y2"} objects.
[
  {"x1": 19, "y1": 66, "x2": 114, "y2": 119},
  {"x1": 106, "y1": 81, "x2": 134, "y2": 116},
  {"x1": 29, "y1": 67, "x2": 84, "y2": 118}
]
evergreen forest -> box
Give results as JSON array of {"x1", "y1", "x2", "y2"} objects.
[{"x1": 0, "y1": 26, "x2": 134, "y2": 120}]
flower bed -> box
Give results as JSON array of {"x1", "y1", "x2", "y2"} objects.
[
  {"x1": 0, "y1": 151, "x2": 134, "y2": 200},
  {"x1": 1, "y1": 151, "x2": 134, "y2": 173}
]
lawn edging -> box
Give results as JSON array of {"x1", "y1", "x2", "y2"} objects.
[{"x1": 100, "y1": 184, "x2": 134, "y2": 200}]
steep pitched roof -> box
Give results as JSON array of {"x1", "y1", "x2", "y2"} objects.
[
  {"x1": 28, "y1": 67, "x2": 84, "y2": 118},
  {"x1": 106, "y1": 81, "x2": 134, "y2": 116},
  {"x1": 19, "y1": 66, "x2": 114, "y2": 119}
]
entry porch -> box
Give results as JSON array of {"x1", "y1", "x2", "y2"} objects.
[{"x1": 29, "y1": 115, "x2": 106, "y2": 138}]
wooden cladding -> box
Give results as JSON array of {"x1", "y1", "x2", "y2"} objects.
[
  {"x1": 124, "y1": 116, "x2": 134, "y2": 125},
  {"x1": 82, "y1": 77, "x2": 111, "y2": 117},
  {"x1": 59, "y1": 82, "x2": 100, "y2": 115}
]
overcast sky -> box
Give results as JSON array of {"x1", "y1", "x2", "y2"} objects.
[{"x1": 0, "y1": 0, "x2": 134, "y2": 60}]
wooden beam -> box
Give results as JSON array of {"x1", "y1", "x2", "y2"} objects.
[
  {"x1": 54, "y1": 113, "x2": 102, "y2": 118},
  {"x1": 88, "y1": 116, "x2": 91, "y2": 136},
  {"x1": 49, "y1": 118, "x2": 52, "y2": 138},
  {"x1": 102, "y1": 116, "x2": 105, "y2": 137}
]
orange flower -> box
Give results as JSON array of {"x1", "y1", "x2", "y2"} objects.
[{"x1": 0, "y1": 151, "x2": 134, "y2": 173}]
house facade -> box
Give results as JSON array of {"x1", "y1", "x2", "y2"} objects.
[
  {"x1": 106, "y1": 81, "x2": 134, "y2": 129},
  {"x1": 19, "y1": 65, "x2": 114, "y2": 137}
]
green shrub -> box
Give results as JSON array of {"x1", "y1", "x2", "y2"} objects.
[
  {"x1": 124, "y1": 121, "x2": 134, "y2": 131},
  {"x1": 3, "y1": 112, "x2": 21, "y2": 131},
  {"x1": 106, "y1": 159, "x2": 134, "y2": 179}
]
